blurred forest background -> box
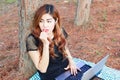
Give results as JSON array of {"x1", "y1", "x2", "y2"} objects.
[{"x1": 0, "y1": 0, "x2": 120, "y2": 80}]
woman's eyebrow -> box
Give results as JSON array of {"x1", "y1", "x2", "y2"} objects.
[
  {"x1": 40, "y1": 18, "x2": 53, "y2": 21},
  {"x1": 40, "y1": 19, "x2": 43, "y2": 21},
  {"x1": 46, "y1": 18, "x2": 53, "y2": 20}
]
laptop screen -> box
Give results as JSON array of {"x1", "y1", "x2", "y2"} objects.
[{"x1": 81, "y1": 55, "x2": 109, "y2": 80}]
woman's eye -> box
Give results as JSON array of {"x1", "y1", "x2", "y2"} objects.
[
  {"x1": 47, "y1": 21, "x2": 52, "y2": 23},
  {"x1": 40, "y1": 21, "x2": 42, "y2": 22},
  {"x1": 40, "y1": 20, "x2": 43, "y2": 23}
]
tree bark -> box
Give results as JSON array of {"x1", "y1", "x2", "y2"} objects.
[
  {"x1": 18, "y1": 0, "x2": 42, "y2": 79},
  {"x1": 74, "y1": 0, "x2": 92, "y2": 26}
]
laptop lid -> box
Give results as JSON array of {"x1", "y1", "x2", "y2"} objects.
[
  {"x1": 55, "y1": 55, "x2": 109, "y2": 80},
  {"x1": 81, "y1": 54, "x2": 109, "y2": 80}
]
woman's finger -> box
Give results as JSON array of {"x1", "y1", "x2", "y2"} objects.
[
  {"x1": 73, "y1": 68, "x2": 77, "y2": 76},
  {"x1": 64, "y1": 66, "x2": 69, "y2": 70},
  {"x1": 77, "y1": 68, "x2": 81, "y2": 72},
  {"x1": 70, "y1": 68, "x2": 73, "y2": 75}
]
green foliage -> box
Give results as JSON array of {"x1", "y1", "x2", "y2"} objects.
[{"x1": 5, "y1": 0, "x2": 16, "y2": 3}]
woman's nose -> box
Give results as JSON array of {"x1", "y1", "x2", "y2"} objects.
[{"x1": 43, "y1": 22, "x2": 48, "y2": 28}]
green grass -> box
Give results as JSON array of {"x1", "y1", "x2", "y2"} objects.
[
  {"x1": 5, "y1": 0, "x2": 16, "y2": 3},
  {"x1": 98, "y1": 22, "x2": 103, "y2": 28},
  {"x1": 102, "y1": 10, "x2": 107, "y2": 21},
  {"x1": 111, "y1": 38, "x2": 117, "y2": 42},
  {"x1": 95, "y1": 50, "x2": 104, "y2": 55},
  {"x1": 97, "y1": 22, "x2": 106, "y2": 32}
]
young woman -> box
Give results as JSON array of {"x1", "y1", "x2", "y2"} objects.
[{"x1": 26, "y1": 4, "x2": 80, "y2": 80}]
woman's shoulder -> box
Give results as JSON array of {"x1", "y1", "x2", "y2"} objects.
[
  {"x1": 26, "y1": 33, "x2": 39, "y2": 51},
  {"x1": 27, "y1": 33, "x2": 34, "y2": 39},
  {"x1": 26, "y1": 33, "x2": 39, "y2": 45},
  {"x1": 27, "y1": 33, "x2": 38, "y2": 42}
]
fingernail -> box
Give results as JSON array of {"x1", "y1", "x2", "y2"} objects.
[{"x1": 78, "y1": 69, "x2": 81, "y2": 71}]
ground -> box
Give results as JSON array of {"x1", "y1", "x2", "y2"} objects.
[{"x1": 0, "y1": 0, "x2": 120, "y2": 80}]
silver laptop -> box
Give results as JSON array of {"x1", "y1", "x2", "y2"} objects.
[{"x1": 55, "y1": 55, "x2": 109, "y2": 80}]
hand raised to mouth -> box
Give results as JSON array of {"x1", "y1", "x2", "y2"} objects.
[{"x1": 39, "y1": 30, "x2": 49, "y2": 45}]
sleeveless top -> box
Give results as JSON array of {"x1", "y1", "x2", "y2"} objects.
[{"x1": 26, "y1": 28, "x2": 69, "y2": 80}]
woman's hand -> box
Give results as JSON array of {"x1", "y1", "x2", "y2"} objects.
[
  {"x1": 64, "y1": 60, "x2": 81, "y2": 76},
  {"x1": 39, "y1": 31, "x2": 49, "y2": 45}
]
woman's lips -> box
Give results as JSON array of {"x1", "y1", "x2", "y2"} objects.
[{"x1": 43, "y1": 29, "x2": 49, "y2": 32}]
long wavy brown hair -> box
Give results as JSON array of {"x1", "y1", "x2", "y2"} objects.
[{"x1": 32, "y1": 4, "x2": 67, "y2": 58}]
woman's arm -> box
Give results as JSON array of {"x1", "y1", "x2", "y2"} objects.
[
  {"x1": 64, "y1": 44, "x2": 80, "y2": 75},
  {"x1": 28, "y1": 43, "x2": 49, "y2": 73}
]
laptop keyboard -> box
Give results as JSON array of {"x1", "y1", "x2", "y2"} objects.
[{"x1": 65, "y1": 64, "x2": 91, "y2": 80}]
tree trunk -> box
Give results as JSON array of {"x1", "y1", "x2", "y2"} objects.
[
  {"x1": 18, "y1": 0, "x2": 42, "y2": 79},
  {"x1": 74, "y1": 0, "x2": 92, "y2": 26}
]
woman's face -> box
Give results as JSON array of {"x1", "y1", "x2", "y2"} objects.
[{"x1": 39, "y1": 13, "x2": 56, "y2": 35}]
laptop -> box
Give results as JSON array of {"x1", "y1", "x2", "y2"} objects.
[{"x1": 55, "y1": 55, "x2": 109, "y2": 80}]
